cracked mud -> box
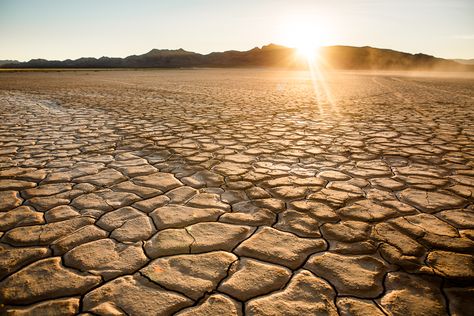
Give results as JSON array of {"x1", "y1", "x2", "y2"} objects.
[{"x1": 0, "y1": 69, "x2": 473, "y2": 315}]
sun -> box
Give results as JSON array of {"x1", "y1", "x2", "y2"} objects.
[
  {"x1": 295, "y1": 42, "x2": 319, "y2": 60},
  {"x1": 277, "y1": 16, "x2": 336, "y2": 108},
  {"x1": 279, "y1": 17, "x2": 328, "y2": 61}
]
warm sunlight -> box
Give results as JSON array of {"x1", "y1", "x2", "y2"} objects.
[
  {"x1": 279, "y1": 17, "x2": 328, "y2": 61},
  {"x1": 296, "y1": 42, "x2": 319, "y2": 60},
  {"x1": 1, "y1": 2, "x2": 473, "y2": 314},
  {"x1": 277, "y1": 17, "x2": 335, "y2": 109}
]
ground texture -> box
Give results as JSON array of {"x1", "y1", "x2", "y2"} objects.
[{"x1": 0, "y1": 69, "x2": 473, "y2": 315}]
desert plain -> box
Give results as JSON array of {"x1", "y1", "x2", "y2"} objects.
[{"x1": 0, "y1": 69, "x2": 473, "y2": 315}]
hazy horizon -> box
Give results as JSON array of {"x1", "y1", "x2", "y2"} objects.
[{"x1": 1, "y1": 0, "x2": 473, "y2": 61}]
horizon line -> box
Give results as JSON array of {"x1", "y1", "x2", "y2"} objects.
[{"x1": 3, "y1": 43, "x2": 473, "y2": 63}]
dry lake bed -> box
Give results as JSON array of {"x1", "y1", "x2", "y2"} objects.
[{"x1": 0, "y1": 69, "x2": 473, "y2": 315}]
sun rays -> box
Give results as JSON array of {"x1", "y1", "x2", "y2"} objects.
[
  {"x1": 305, "y1": 51, "x2": 337, "y2": 115},
  {"x1": 278, "y1": 17, "x2": 337, "y2": 114}
]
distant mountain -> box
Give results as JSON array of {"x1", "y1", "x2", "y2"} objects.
[
  {"x1": 453, "y1": 59, "x2": 474, "y2": 65},
  {"x1": 320, "y1": 46, "x2": 470, "y2": 71},
  {"x1": 0, "y1": 60, "x2": 19, "y2": 66},
  {"x1": 2, "y1": 44, "x2": 472, "y2": 71}
]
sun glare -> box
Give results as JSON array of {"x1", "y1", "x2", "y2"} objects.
[
  {"x1": 296, "y1": 42, "x2": 318, "y2": 60},
  {"x1": 280, "y1": 18, "x2": 327, "y2": 61},
  {"x1": 278, "y1": 17, "x2": 336, "y2": 111}
]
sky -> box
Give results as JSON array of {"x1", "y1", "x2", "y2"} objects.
[{"x1": 1, "y1": 0, "x2": 473, "y2": 61}]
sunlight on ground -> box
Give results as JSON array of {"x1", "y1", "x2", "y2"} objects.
[{"x1": 306, "y1": 52, "x2": 337, "y2": 115}]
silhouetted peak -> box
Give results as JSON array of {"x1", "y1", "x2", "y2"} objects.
[
  {"x1": 261, "y1": 43, "x2": 288, "y2": 50},
  {"x1": 414, "y1": 53, "x2": 433, "y2": 58},
  {"x1": 144, "y1": 48, "x2": 194, "y2": 57}
]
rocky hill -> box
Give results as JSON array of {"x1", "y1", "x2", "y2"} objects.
[{"x1": 2, "y1": 44, "x2": 472, "y2": 71}]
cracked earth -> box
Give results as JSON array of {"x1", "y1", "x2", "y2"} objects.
[{"x1": 0, "y1": 69, "x2": 473, "y2": 315}]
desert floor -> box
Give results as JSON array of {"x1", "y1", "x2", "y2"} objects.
[{"x1": 0, "y1": 69, "x2": 473, "y2": 315}]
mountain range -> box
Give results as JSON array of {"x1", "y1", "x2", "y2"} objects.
[
  {"x1": 1, "y1": 44, "x2": 473, "y2": 71},
  {"x1": 0, "y1": 60, "x2": 20, "y2": 66}
]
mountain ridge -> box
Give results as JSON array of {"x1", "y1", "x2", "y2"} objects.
[
  {"x1": 453, "y1": 58, "x2": 474, "y2": 65},
  {"x1": 0, "y1": 60, "x2": 19, "y2": 66},
  {"x1": 2, "y1": 44, "x2": 473, "y2": 71}
]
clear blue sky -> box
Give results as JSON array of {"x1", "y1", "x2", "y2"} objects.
[{"x1": 1, "y1": 0, "x2": 473, "y2": 61}]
